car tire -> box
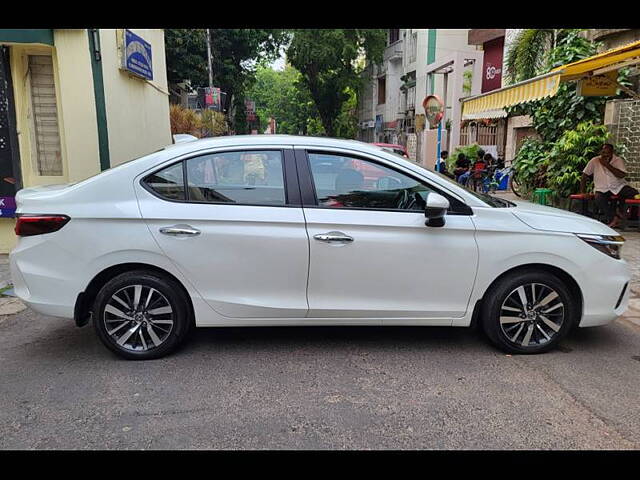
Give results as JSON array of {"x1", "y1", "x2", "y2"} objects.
[
  {"x1": 93, "y1": 270, "x2": 192, "y2": 360},
  {"x1": 481, "y1": 269, "x2": 577, "y2": 354}
]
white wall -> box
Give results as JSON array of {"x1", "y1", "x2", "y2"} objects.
[{"x1": 415, "y1": 29, "x2": 479, "y2": 116}]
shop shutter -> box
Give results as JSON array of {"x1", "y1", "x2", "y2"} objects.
[{"x1": 28, "y1": 55, "x2": 62, "y2": 176}]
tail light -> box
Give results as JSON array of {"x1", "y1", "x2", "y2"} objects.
[{"x1": 15, "y1": 215, "x2": 70, "y2": 237}]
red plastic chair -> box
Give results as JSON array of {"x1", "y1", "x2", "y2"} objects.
[{"x1": 624, "y1": 199, "x2": 640, "y2": 230}]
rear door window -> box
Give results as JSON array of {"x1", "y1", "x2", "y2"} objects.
[
  {"x1": 143, "y1": 150, "x2": 287, "y2": 206},
  {"x1": 185, "y1": 151, "x2": 285, "y2": 205}
]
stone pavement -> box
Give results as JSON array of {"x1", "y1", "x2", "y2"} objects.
[{"x1": 0, "y1": 255, "x2": 25, "y2": 316}]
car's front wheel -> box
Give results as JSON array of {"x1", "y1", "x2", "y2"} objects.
[
  {"x1": 93, "y1": 270, "x2": 192, "y2": 360},
  {"x1": 481, "y1": 270, "x2": 577, "y2": 354}
]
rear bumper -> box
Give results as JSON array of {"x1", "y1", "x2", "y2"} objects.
[{"x1": 9, "y1": 240, "x2": 76, "y2": 319}]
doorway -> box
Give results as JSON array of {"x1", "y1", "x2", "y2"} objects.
[{"x1": 0, "y1": 46, "x2": 21, "y2": 217}]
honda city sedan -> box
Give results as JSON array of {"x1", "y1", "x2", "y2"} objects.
[{"x1": 10, "y1": 135, "x2": 630, "y2": 359}]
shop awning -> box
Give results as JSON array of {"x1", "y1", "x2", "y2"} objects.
[
  {"x1": 462, "y1": 72, "x2": 561, "y2": 118},
  {"x1": 461, "y1": 39, "x2": 640, "y2": 119},
  {"x1": 552, "y1": 38, "x2": 640, "y2": 79},
  {"x1": 462, "y1": 108, "x2": 508, "y2": 120}
]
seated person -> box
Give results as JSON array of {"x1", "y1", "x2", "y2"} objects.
[
  {"x1": 454, "y1": 153, "x2": 470, "y2": 184},
  {"x1": 580, "y1": 143, "x2": 639, "y2": 228},
  {"x1": 483, "y1": 153, "x2": 494, "y2": 170},
  {"x1": 472, "y1": 157, "x2": 488, "y2": 174},
  {"x1": 436, "y1": 151, "x2": 449, "y2": 172}
]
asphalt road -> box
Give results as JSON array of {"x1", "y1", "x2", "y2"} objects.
[{"x1": 1, "y1": 308, "x2": 640, "y2": 450}]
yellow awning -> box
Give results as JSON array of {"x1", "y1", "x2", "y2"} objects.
[
  {"x1": 551, "y1": 39, "x2": 640, "y2": 79},
  {"x1": 462, "y1": 72, "x2": 561, "y2": 116},
  {"x1": 461, "y1": 39, "x2": 640, "y2": 118}
]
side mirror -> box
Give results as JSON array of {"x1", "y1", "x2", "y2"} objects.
[{"x1": 425, "y1": 192, "x2": 449, "y2": 227}]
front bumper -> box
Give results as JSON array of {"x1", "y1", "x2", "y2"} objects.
[{"x1": 578, "y1": 255, "x2": 631, "y2": 327}]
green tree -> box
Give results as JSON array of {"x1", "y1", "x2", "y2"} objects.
[
  {"x1": 286, "y1": 29, "x2": 386, "y2": 137},
  {"x1": 246, "y1": 65, "x2": 321, "y2": 135},
  {"x1": 164, "y1": 29, "x2": 288, "y2": 133},
  {"x1": 505, "y1": 29, "x2": 557, "y2": 84},
  {"x1": 334, "y1": 86, "x2": 358, "y2": 139},
  {"x1": 164, "y1": 29, "x2": 208, "y2": 87}
]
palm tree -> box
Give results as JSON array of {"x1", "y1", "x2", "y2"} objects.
[{"x1": 505, "y1": 29, "x2": 558, "y2": 84}]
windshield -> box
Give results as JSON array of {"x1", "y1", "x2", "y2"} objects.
[{"x1": 379, "y1": 149, "x2": 515, "y2": 208}]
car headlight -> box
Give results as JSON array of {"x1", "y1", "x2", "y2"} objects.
[{"x1": 576, "y1": 233, "x2": 625, "y2": 259}]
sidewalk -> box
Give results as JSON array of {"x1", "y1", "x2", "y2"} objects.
[
  {"x1": 0, "y1": 255, "x2": 24, "y2": 316},
  {"x1": 0, "y1": 254, "x2": 9, "y2": 290}
]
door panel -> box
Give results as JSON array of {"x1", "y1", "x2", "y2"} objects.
[
  {"x1": 299, "y1": 149, "x2": 478, "y2": 320},
  {"x1": 304, "y1": 208, "x2": 477, "y2": 319},
  {"x1": 136, "y1": 148, "x2": 309, "y2": 319}
]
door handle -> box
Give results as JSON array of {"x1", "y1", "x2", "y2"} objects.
[
  {"x1": 313, "y1": 231, "x2": 354, "y2": 243},
  {"x1": 159, "y1": 225, "x2": 201, "y2": 237}
]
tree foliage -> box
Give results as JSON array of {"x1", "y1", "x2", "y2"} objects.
[
  {"x1": 164, "y1": 29, "x2": 287, "y2": 133},
  {"x1": 509, "y1": 30, "x2": 633, "y2": 199},
  {"x1": 286, "y1": 29, "x2": 386, "y2": 137},
  {"x1": 505, "y1": 29, "x2": 555, "y2": 84},
  {"x1": 165, "y1": 29, "x2": 208, "y2": 87},
  {"x1": 546, "y1": 122, "x2": 610, "y2": 198},
  {"x1": 245, "y1": 65, "x2": 320, "y2": 135},
  {"x1": 508, "y1": 30, "x2": 610, "y2": 143}
]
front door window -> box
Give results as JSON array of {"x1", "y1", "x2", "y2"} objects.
[{"x1": 308, "y1": 152, "x2": 433, "y2": 211}]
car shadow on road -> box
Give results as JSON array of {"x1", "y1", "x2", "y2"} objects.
[
  {"x1": 6, "y1": 312, "x2": 629, "y2": 362},
  {"x1": 185, "y1": 325, "x2": 491, "y2": 355}
]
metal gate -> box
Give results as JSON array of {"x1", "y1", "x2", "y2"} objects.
[{"x1": 0, "y1": 46, "x2": 20, "y2": 217}]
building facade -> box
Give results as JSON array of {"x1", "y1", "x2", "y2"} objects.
[
  {"x1": 459, "y1": 29, "x2": 508, "y2": 160},
  {"x1": 0, "y1": 29, "x2": 171, "y2": 252},
  {"x1": 357, "y1": 29, "x2": 479, "y2": 165}
]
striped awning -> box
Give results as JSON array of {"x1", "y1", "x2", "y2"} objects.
[
  {"x1": 462, "y1": 108, "x2": 507, "y2": 120},
  {"x1": 461, "y1": 39, "x2": 640, "y2": 118},
  {"x1": 462, "y1": 72, "x2": 561, "y2": 117}
]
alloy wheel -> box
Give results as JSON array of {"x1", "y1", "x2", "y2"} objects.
[
  {"x1": 103, "y1": 284, "x2": 174, "y2": 352},
  {"x1": 499, "y1": 283, "x2": 565, "y2": 348}
]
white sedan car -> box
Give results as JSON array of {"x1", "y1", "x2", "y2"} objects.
[{"x1": 10, "y1": 135, "x2": 630, "y2": 359}]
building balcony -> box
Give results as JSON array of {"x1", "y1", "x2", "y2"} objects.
[
  {"x1": 589, "y1": 29, "x2": 632, "y2": 41},
  {"x1": 384, "y1": 41, "x2": 403, "y2": 62}
]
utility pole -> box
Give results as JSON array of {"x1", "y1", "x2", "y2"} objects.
[
  {"x1": 205, "y1": 29, "x2": 215, "y2": 136},
  {"x1": 206, "y1": 29, "x2": 213, "y2": 88}
]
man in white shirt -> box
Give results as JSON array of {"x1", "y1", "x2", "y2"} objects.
[{"x1": 580, "y1": 143, "x2": 638, "y2": 228}]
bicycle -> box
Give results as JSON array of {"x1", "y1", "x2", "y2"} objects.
[{"x1": 507, "y1": 167, "x2": 522, "y2": 197}]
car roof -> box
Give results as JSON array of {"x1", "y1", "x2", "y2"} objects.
[
  {"x1": 156, "y1": 135, "x2": 402, "y2": 165},
  {"x1": 165, "y1": 134, "x2": 376, "y2": 151},
  {"x1": 372, "y1": 143, "x2": 406, "y2": 149}
]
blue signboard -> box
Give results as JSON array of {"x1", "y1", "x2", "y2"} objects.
[
  {"x1": 375, "y1": 115, "x2": 383, "y2": 132},
  {"x1": 123, "y1": 29, "x2": 153, "y2": 80}
]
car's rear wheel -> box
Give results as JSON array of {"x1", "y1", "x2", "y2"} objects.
[
  {"x1": 93, "y1": 270, "x2": 192, "y2": 360},
  {"x1": 481, "y1": 270, "x2": 577, "y2": 354}
]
